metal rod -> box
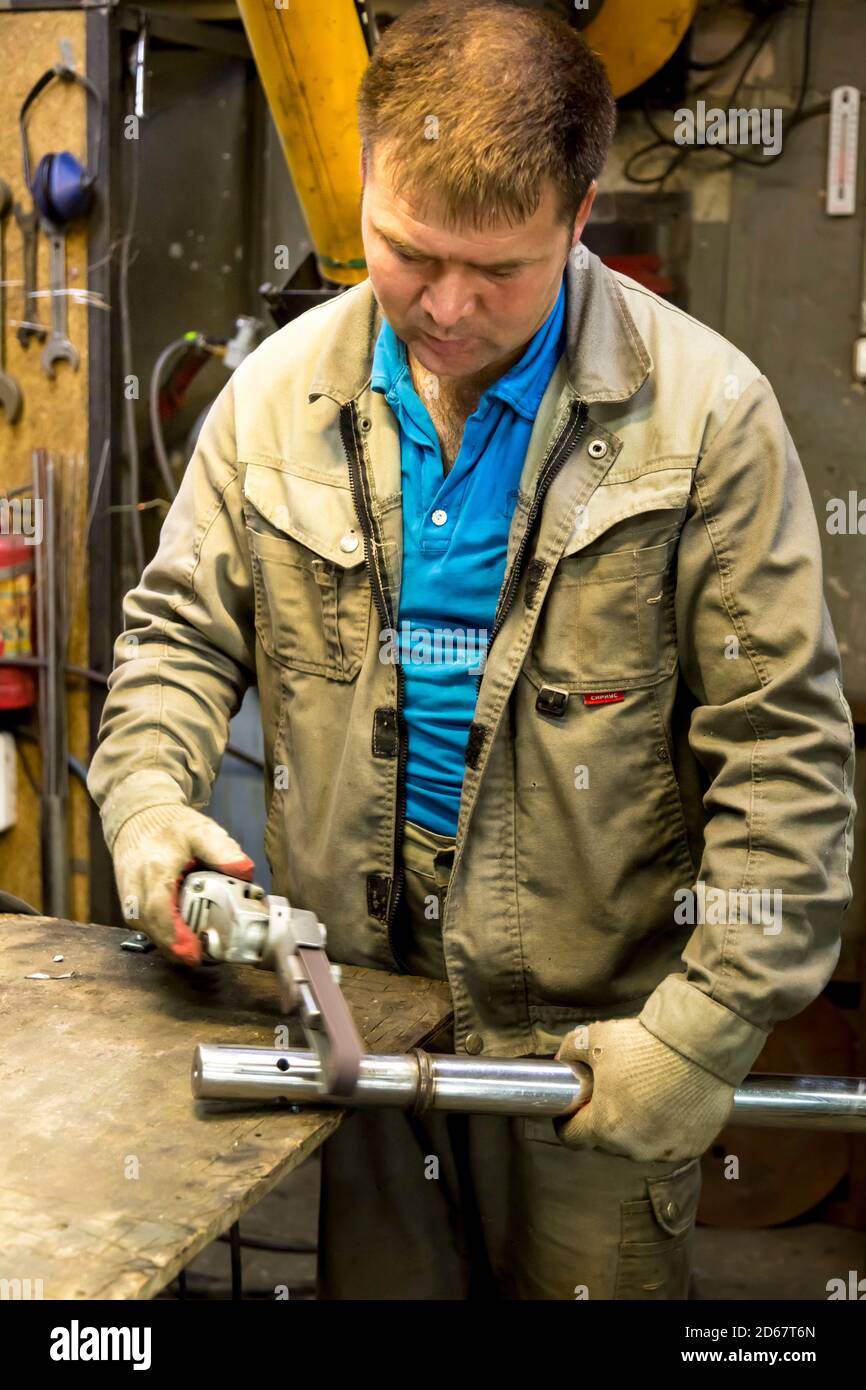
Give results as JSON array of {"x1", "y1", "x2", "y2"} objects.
[
  {"x1": 41, "y1": 454, "x2": 69, "y2": 919},
  {"x1": 191, "y1": 1046, "x2": 866, "y2": 1132},
  {"x1": 193, "y1": 1046, "x2": 592, "y2": 1117}
]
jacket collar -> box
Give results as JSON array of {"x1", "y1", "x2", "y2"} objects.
[{"x1": 307, "y1": 244, "x2": 653, "y2": 408}]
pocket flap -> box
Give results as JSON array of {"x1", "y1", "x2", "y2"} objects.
[
  {"x1": 647, "y1": 1156, "x2": 702, "y2": 1237},
  {"x1": 243, "y1": 461, "x2": 366, "y2": 569},
  {"x1": 563, "y1": 466, "x2": 694, "y2": 557}
]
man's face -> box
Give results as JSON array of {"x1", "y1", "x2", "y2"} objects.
[{"x1": 360, "y1": 144, "x2": 596, "y2": 386}]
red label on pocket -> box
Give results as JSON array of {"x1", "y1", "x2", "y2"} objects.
[{"x1": 583, "y1": 691, "x2": 625, "y2": 706}]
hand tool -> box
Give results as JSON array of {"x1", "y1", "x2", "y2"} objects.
[
  {"x1": 13, "y1": 202, "x2": 46, "y2": 349},
  {"x1": 183, "y1": 871, "x2": 866, "y2": 1132},
  {"x1": 178, "y1": 869, "x2": 365, "y2": 1096},
  {"x1": 40, "y1": 219, "x2": 79, "y2": 378},
  {"x1": 0, "y1": 181, "x2": 23, "y2": 422}
]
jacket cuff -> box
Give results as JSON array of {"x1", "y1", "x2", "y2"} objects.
[
  {"x1": 639, "y1": 974, "x2": 770, "y2": 1086},
  {"x1": 97, "y1": 770, "x2": 188, "y2": 854}
]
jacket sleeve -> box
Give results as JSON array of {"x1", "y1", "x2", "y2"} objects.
[
  {"x1": 639, "y1": 373, "x2": 857, "y2": 1085},
  {"x1": 86, "y1": 375, "x2": 257, "y2": 853}
]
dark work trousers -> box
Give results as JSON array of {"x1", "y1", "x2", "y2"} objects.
[{"x1": 316, "y1": 819, "x2": 702, "y2": 1300}]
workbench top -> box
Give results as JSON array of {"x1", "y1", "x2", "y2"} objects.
[{"x1": 0, "y1": 916, "x2": 452, "y2": 1300}]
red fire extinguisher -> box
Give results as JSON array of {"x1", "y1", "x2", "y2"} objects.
[{"x1": 0, "y1": 532, "x2": 36, "y2": 711}]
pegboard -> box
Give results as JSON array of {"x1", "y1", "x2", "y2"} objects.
[{"x1": 0, "y1": 6, "x2": 92, "y2": 921}]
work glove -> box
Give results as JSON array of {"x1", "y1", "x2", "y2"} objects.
[
  {"x1": 554, "y1": 1017, "x2": 735, "y2": 1162},
  {"x1": 112, "y1": 804, "x2": 255, "y2": 966}
]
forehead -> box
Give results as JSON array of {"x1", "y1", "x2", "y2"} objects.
[{"x1": 364, "y1": 143, "x2": 562, "y2": 262}]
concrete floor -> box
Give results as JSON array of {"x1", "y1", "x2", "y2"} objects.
[{"x1": 160, "y1": 1151, "x2": 865, "y2": 1300}]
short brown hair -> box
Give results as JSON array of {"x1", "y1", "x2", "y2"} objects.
[{"x1": 358, "y1": 0, "x2": 616, "y2": 233}]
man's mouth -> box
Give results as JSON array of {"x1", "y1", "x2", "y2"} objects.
[{"x1": 421, "y1": 331, "x2": 475, "y2": 349}]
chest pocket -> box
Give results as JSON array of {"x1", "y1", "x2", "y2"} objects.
[
  {"x1": 242, "y1": 461, "x2": 371, "y2": 681},
  {"x1": 525, "y1": 466, "x2": 693, "y2": 692}
]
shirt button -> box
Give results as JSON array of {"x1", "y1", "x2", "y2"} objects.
[
  {"x1": 464, "y1": 1033, "x2": 484, "y2": 1054},
  {"x1": 339, "y1": 532, "x2": 359, "y2": 553},
  {"x1": 431, "y1": 509, "x2": 448, "y2": 526}
]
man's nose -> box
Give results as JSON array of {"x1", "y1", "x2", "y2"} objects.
[{"x1": 420, "y1": 273, "x2": 476, "y2": 330}]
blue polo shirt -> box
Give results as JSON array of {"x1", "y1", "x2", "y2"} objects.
[{"x1": 370, "y1": 278, "x2": 566, "y2": 835}]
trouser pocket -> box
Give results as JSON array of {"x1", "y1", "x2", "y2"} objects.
[
  {"x1": 614, "y1": 1155, "x2": 702, "y2": 1300},
  {"x1": 392, "y1": 820, "x2": 455, "y2": 981}
]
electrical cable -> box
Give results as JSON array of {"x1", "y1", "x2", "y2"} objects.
[
  {"x1": 627, "y1": 8, "x2": 780, "y2": 187},
  {"x1": 686, "y1": 9, "x2": 768, "y2": 70},
  {"x1": 625, "y1": 0, "x2": 817, "y2": 189},
  {"x1": 118, "y1": 93, "x2": 145, "y2": 575},
  {"x1": 149, "y1": 337, "x2": 192, "y2": 502}
]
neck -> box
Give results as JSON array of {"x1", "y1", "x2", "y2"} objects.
[{"x1": 408, "y1": 342, "x2": 526, "y2": 413}]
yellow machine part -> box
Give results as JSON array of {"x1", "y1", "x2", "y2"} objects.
[
  {"x1": 583, "y1": 0, "x2": 702, "y2": 99},
  {"x1": 235, "y1": 0, "x2": 369, "y2": 286}
]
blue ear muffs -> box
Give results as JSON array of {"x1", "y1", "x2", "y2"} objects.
[
  {"x1": 33, "y1": 150, "x2": 95, "y2": 224},
  {"x1": 20, "y1": 65, "x2": 103, "y2": 226}
]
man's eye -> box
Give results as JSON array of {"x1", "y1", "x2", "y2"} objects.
[
  {"x1": 393, "y1": 245, "x2": 422, "y2": 264},
  {"x1": 486, "y1": 267, "x2": 516, "y2": 280}
]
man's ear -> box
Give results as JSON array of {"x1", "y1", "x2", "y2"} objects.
[{"x1": 571, "y1": 179, "x2": 598, "y2": 250}]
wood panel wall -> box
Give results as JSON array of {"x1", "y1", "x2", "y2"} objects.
[{"x1": 0, "y1": 7, "x2": 92, "y2": 921}]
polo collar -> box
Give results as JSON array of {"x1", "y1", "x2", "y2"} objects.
[{"x1": 307, "y1": 244, "x2": 653, "y2": 408}]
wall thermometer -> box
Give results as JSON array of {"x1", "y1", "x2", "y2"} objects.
[{"x1": 827, "y1": 85, "x2": 860, "y2": 216}]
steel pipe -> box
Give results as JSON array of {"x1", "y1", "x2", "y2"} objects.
[
  {"x1": 192, "y1": 1046, "x2": 591, "y2": 1116},
  {"x1": 191, "y1": 1046, "x2": 866, "y2": 1130}
]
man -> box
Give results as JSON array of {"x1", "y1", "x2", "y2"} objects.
[{"x1": 88, "y1": 0, "x2": 856, "y2": 1300}]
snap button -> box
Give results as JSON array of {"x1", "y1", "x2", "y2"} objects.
[
  {"x1": 656, "y1": 744, "x2": 669, "y2": 761},
  {"x1": 536, "y1": 685, "x2": 569, "y2": 718},
  {"x1": 359, "y1": 416, "x2": 372, "y2": 432},
  {"x1": 431, "y1": 508, "x2": 448, "y2": 526},
  {"x1": 664, "y1": 1199, "x2": 679, "y2": 1220},
  {"x1": 339, "y1": 532, "x2": 360, "y2": 553},
  {"x1": 588, "y1": 438, "x2": 608, "y2": 459},
  {"x1": 464, "y1": 1032, "x2": 484, "y2": 1054}
]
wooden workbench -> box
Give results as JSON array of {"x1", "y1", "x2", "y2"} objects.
[{"x1": 0, "y1": 916, "x2": 453, "y2": 1299}]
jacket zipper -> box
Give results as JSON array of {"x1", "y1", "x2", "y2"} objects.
[
  {"x1": 342, "y1": 394, "x2": 588, "y2": 957},
  {"x1": 476, "y1": 396, "x2": 589, "y2": 696},
  {"x1": 340, "y1": 402, "x2": 408, "y2": 958}
]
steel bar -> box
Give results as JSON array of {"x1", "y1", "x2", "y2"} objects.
[
  {"x1": 191, "y1": 1045, "x2": 866, "y2": 1132},
  {"x1": 41, "y1": 454, "x2": 69, "y2": 919},
  {"x1": 192, "y1": 1046, "x2": 593, "y2": 1117}
]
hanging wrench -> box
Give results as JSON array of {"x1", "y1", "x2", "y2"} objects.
[
  {"x1": 0, "y1": 181, "x2": 22, "y2": 423},
  {"x1": 13, "y1": 202, "x2": 46, "y2": 350},
  {"x1": 41, "y1": 218, "x2": 79, "y2": 379}
]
